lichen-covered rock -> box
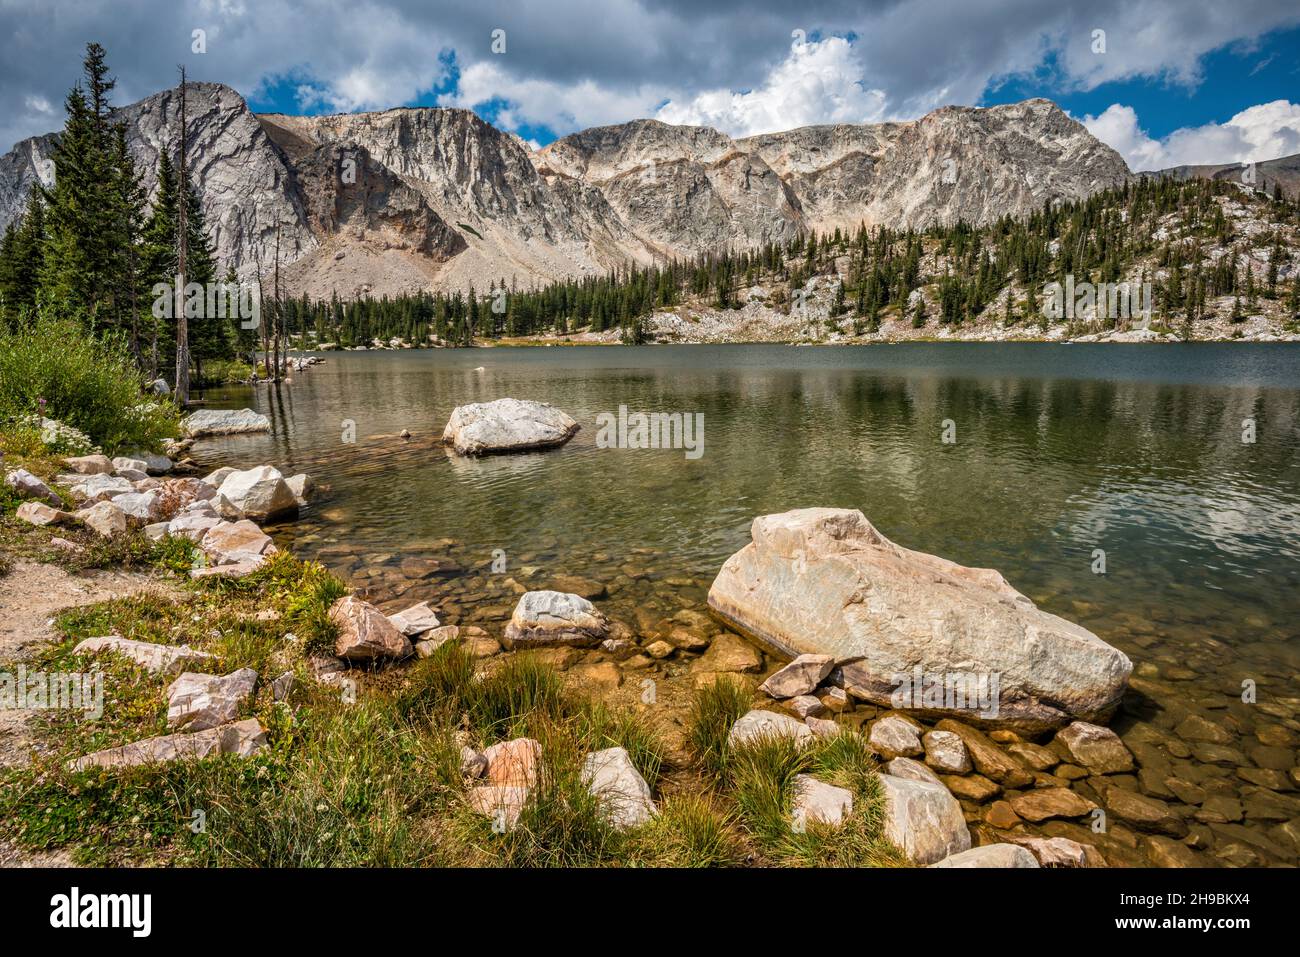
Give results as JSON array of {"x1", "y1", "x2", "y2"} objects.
[
  {"x1": 709, "y1": 509, "x2": 1131, "y2": 732},
  {"x1": 442, "y1": 398, "x2": 578, "y2": 456}
]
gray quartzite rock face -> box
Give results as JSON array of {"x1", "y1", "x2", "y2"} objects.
[
  {"x1": 2, "y1": 86, "x2": 1130, "y2": 302},
  {"x1": 708, "y1": 508, "x2": 1132, "y2": 731},
  {"x1": 442, "y1": 399, "x2": 579, "y2": 456}
]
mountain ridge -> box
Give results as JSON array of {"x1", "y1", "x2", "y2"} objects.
[{"x1": 5, "y1": 82, "x2": 1285, "y2": 303}]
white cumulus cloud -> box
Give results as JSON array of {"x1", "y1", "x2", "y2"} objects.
[
  {"x1": 1084, "y1": 100, "x2": 1300, "y2": 170},
  {"x1": 655, "y1": 37, "x2": 888, "y2": 137}
]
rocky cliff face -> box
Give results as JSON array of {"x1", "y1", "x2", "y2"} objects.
[{"x1": 0, "y1": 86, "x2": 1132, "y2": 299}]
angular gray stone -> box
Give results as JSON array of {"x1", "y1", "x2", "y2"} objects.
[
  {"x1": 930, "y1": 843, "x2": 1040, "y2": 868},
  {"x1": 63, "y1": 454, "x2": 114, "y2": 475},
  {"x1": 166, "y1": 668, "x2": 258, "y2": 731},
  {"x1": 68, "y1": 719, "x2": 267, "y2": 771},
  {"x1": 886, "y1": 756, "x2": 944, "y2": 785},
  {"x1": 75, "y1": 500, "x2": 128, "y2": 538},
  {"x1": 5, "y1": 468, "x2": 62, "y2": 507},
  {"x1": 215, "y1": 466, "x2": 298, "y2": 521},
  {"x1": 923, "y1": 730, "x2": 972, "y2": 773},
  {"x1": 581, "y1": 746, "x2": 657, "y2": 829},
  {"x1": 387, "y1": 600, "x2": 440, "y2": 637},
  {"x1": 879, "y1": 774, "x2": 972, "y2": 865},
  {"x1": 759, "y1": 653, "x2": 835, "y2": 699},
  {"x1": 869, "y1": 716, "x2": 923, "y2": 759},
  {"x1": 73, "y1": 636, "x2": 213, "y2": 674},
  {"x1": 442, "y1": 398, "x2": 579, "y2": 456},
  {"x1": 728, "y1": 709, "x2": 813, "y2": 748},
  {"x1": 793, "y1": 773, "x2": 853, "y2": 827},
  {"x1": 330, "y1": 595, "x2": 412, "y2": 660}
]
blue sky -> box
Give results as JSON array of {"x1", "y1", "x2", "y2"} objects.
[
  {"x1": 985, "y1": 25, "x2": 1300, "y2": 141},
  {"x1": 2, "y1": 1, "x2": 1299, "y2": 170}
]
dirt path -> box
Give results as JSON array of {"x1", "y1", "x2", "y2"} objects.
[{"x1": 0, "y1": 560, "x2": 179, "y2": 867}]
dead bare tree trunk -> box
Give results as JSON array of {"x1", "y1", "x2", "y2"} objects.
[{"x1": 174, "y1": 66, "x2": 190, "y2": 405}]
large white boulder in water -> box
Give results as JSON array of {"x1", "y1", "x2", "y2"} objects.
[
  {"x1": 707, "y1": 508, "x2": 1132, "y2": 731},
  {"x1": 442, "y1": 398, "x2": 578, "y2": 456},
  {"x1": 182, "y1": 408, "x2": 271, "y2": 438}
]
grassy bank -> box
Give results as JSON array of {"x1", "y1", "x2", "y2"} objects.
[{"x1": 0, "y1": 473, "x2": 907, "y2": 867}]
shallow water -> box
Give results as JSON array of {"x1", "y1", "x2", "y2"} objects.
[{"x1": 197, "y1": 343, "x2": 1300, "y2": 864}]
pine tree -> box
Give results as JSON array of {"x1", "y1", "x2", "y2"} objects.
[{"x1": 39, "y1": 43, "x2": 122, "y2": 329}]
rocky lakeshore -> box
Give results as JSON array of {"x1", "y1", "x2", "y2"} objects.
[{"x1": 3, "y1": 398, "x2": 1297, "y2": 868}]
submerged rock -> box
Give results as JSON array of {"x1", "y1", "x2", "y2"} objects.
[
  {"x1": 182, "y1": 408, "x2": 271, "y2": 438},
  {"x1": 707, "y1": 508, "x2": 1131, "y2": 730},
  {"x1": 442, "y1": 398, "x2": 579, "y2": 456},
  {"x1": 503, "y1": 590, "x2": 609, "y2": 647}
]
